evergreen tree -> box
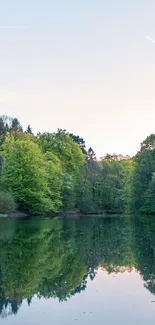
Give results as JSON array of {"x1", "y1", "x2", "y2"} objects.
[{"x1": 26, "y1": 125, "x2": 33, "y2": 135}]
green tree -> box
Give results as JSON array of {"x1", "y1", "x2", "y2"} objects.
[
  {"x1": 44, "y1": 151, "x2": 63, "y2": 211},
  {"x1": 75, "y1": 161, "x2": 102, "y2": 213},
  {"x1": 140, "y1": 133, "x2": 155, "y2": 152},
  {"x1": 26, "y1": 125, "x2": 33, "y2": 135},
  {"x1": 68, "y1": 132, "x2": 87, "y2": 155},
  {"x1": 131, "y1": 147, "x2": 155, "y2": 212},
  {"x1": 38, "y1": 130, "x2": 85, "y2": 211},
  {"x1": 2, "y1": 135, "x2": 53, "y2": 214},
  {"x1": 11, "y1": 118, "x2": 23, "y2": 132},
  {"x1": 38, "y1": 130, "x2": 85, "y2": 174}
]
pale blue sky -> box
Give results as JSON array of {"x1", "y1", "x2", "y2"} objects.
[{"x1": 0, "y1": 0, "x2": 155, "y2": 157}]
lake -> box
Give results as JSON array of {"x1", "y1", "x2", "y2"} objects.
[{"x1": 0, "y1": 215, "x2": 155, "y2": 324}]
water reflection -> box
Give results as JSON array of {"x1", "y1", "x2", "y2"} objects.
[{"x1": 0, "y1": 215, "x2": 154, "y2": 318}]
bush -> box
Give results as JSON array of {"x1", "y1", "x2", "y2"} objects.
[{"x1": 0, "y1": 191, "x2": 16, "y2": 213}]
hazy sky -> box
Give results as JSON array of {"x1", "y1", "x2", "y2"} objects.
[{"x1": 0, "y1": 1, "x2": 155, "y2": 157}]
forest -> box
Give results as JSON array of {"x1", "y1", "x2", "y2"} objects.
[{"x1": 0, "y1": 114, "x2": 155, "y2": 215}]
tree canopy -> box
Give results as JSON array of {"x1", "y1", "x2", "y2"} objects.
[{"x1": 0, "y1": 114, "x2": 155, "y2": 215}]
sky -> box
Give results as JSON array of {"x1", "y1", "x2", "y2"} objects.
[
  {"x1": 2, "y1": 270, "x2": 155, "y2": 325},
  {"x1": 0, "y1": 0, "x2": 155, "y2": 158}
]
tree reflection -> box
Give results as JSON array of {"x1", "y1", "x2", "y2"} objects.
[
  {"x1": 0, "y1": 215, "x2": 154, "y2": 317},
  {"x1": 133, "y1": 215, "x2": 155, "y2": 295}
]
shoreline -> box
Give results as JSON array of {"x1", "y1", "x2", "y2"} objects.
[{"x1": 0, "y1": 210, "x2": 134, "y2": 219}]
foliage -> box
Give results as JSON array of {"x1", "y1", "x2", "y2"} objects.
[
  {"x1": 38, "y1": 129, "x2": 85, "y2": 174},
  {"x1": 44, "y1": 152, "x2": 63, "y2": 211},
  {"x1": 75, "y1": 161, "x2": 102, "y2": 213},
  {"x1": 100, "y1": 159, "x2": 134, "y2": 213},
  {"x1": 68, "y1": 132, "x2": 87, "y2": 155},
  {"x1": 0, "y1": 191, "x2": 16, "y2": 213},
  {"x1": 1, "y1": 114, "x2": 155, "y2": 215},
  {"x1": 75, "y1": 158, "x2": 134, "y2": 214},
  {"x1": 2, "y1": 135, "x2": 53, "y2": 214},
  {"x1": 140, "y1": 133, "x2": 155, "y2": 152},
  {"x1": 26, "y1": 125, "x2": 33, "y2": 135},
  {"x1": 130, "y1": 141, "x2": 155, "y2": 213}
]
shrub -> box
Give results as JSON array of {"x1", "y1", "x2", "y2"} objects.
[{"x1": 0, "y1": 191, "x2": 16, "y2": 213}]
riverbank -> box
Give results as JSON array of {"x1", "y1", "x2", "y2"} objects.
[
  {"x1": 0, "y1": 212, "x2": 28, "y2": 218},
  {"x1": 0, "y1": 209, "x2": 132, "y2": 219}
]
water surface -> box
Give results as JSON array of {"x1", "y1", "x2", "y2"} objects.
[{"x1": 0, "y1": 215, "x2": 155, "y2": 324}]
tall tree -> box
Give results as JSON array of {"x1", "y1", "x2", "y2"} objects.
[
  {"x1": 2, "y1": 135, "x2": 53, "y2": 214},
  {"x1": 38, "y1": 130, "x2": 85, "y2": 174},
  {"x1": 68, "y1": 133, "x2": 87, "y2": 155},
  {"x1": 26, "y1": 125, "x2": 33, "y2": 135},
  {"x1": 131, "y1": 146, "x2": 155, "y2": 212},
  {"x1": 11, "y1": 118, "x2": 23, "y2": 132},
  {"x1": 87, "y1": 147, "x2": 96, "y2": 162}
]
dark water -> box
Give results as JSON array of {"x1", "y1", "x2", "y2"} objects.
[{"x1": 0, "y1": 215, "x2": 155, "y2": 324}]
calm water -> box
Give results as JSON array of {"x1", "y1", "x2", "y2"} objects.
[{"x1": 0, "y1": 215, "x2": 155, "y2": 324}]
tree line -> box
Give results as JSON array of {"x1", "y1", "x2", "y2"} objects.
[{"x1": 0, "y1": 114, "x2": 155, "y2": 214}]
